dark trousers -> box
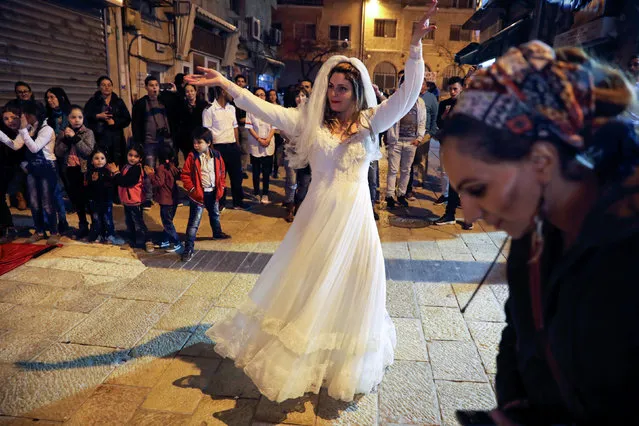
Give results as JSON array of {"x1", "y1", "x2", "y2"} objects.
[
  {"x1": 0, "y1": 167, "x2": 14, "y2": 230},
  {"x1": 445, "y1": 185, "x2": 461, "y2": 217},
  {"x1": 160, "y1": 204, "x2": 180, "y2": 244},
  {"x1": 124, "y1": 205, "x2": 149, "y2": 246},
  {"x1": 185, "y1": 192, "x2": 222, "y2": 251},
  {"x1": 26, "y1": 160, "x2": 58, "y2": 234},
  {"x1": 89, "y1": 200, "x2": 115, "y2": 238},
  {"x1": 64, "y1": 166, "x2": 88, "y2": 227},
  {"x1": 368, "y1": 160, "x2": 379, "y2": 207},
  {"x1": 250, "y1": 155, "x2": 273, "y2": 195},
  {"x1": 214, "y1": 143, "x2": 244, "y2": 207},
  {"x1": 295, "y1": 166, "x2": 312, "y2": 205}
]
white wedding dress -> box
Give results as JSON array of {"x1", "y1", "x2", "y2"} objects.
[{"x1": 207, "y1": 44, "x2": 424, "y2": 403}]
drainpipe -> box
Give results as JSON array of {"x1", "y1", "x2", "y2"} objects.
[
  {"x1": 103, "y1": 9, "x2": 111, "y2": 78},
  {"x1": 114, "y1": 7, "x2": 132, "y2": 111},
  {"x1": 360, "y1": 0, "x2": 366, "y2": 60}
]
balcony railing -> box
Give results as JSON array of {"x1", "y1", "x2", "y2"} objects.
[{"x1": 277, "y1": 0, "x2": 323, "y2": 6}]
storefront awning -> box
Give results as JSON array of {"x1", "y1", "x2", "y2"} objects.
[
  {"x1": 196, "y1": 7, "x2": 237, "y2": 33},
  {"x1": 456, "y1": 18, "x2": 530, "y2": 65}
]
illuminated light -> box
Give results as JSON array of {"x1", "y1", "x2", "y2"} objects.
[{"x1": 366, "y1": 0, "x2": 380, "y2": 18}]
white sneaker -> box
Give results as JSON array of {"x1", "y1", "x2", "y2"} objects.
[{"x1": 260, "y1": 195, "x2": 271, "y2": 205}]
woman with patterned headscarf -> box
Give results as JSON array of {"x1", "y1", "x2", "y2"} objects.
[{"x1": 439, "y1": 41, "x2": 639, "y2": 423}]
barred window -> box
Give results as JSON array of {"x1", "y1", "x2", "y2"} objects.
[{"x1": 374, "y1": 19, "x2": 397, "y2": 38}]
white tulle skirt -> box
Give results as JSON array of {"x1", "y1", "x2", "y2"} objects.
[{"x1": 207, "y1": 175, "x2": 396, "y2": 402}]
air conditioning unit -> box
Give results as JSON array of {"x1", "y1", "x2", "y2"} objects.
[
  {"x1": 248, "y1": 16, "x2": 261, "y2": 40},
  {"x1": 338, "y1": 39, "x2": 351, "y2": 49},
  {"x1": 155, "y1": 42, "x2": 167, "y2": 53},
  {"x1": 270, "y1": 28, "x2": 282, "y2": 46}
]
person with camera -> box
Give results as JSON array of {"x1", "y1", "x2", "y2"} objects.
[{"x1": 132, "y1": 75, "x2": 174, "y2": 210}]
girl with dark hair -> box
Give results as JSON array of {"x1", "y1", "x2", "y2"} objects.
[
  {"x1": 176, "y1": 83, "x2": 210, "y2": 162},
  {"x1": 247, "y1": 87, "x2": 276, "y2": 203},
  {"x1": 184, "y1": 2, "x2": 434, "y2": 403},
  {"x1": 439, "y1": 41, "x2": 639, "y2": 423}
]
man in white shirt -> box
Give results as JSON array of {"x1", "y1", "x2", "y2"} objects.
[{"x1": 202, "y1": 86, "x2": 247, "y2": 209}]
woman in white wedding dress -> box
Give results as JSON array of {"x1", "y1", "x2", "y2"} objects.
[{"x1": 186, "y1": 2, "x2": 435, "y2": 403}]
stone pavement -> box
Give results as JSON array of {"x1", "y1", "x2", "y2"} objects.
[{"x1": 0, "y1": 142, "x2": 510, "y2": 425}]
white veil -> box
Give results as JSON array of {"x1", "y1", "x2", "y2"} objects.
[{"x1": 286, "y1": 55, "x2": 379, "y2": 169}]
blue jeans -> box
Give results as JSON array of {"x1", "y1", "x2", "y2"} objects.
[
  {"x1": 26, "y1": 160, "x2": 58, "y2": 234},
  {"x1": 144, "y1": 142, "x2": 172, "y2": 202},
  {"x1": 185, "y1": 192, "x2": 221, "y2": 251},
  {"x1": 54, "y1": 175, "x2": 68, "y2": 226},
  {"x1": 160, "y1": 204, "x2": 180, "y2": 244},
  {"x1": 123, "y1": 205, "x2": 149, "y2": 247},
  {"x1": 90, "y1": 200, "x2": 115, "y2": 238}
]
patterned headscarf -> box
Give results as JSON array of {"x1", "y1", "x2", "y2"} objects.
[{"x1": 452, "y1": 40, "x2": 595, "y2": 151}]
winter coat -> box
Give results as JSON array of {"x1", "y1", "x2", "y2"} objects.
[
  {"x1": 176, "y1": 98, "x2": 210, "y2": 152},
  {"x1": 496, "y1": 167, "x2": 639, "y2": 423},
  {"x1": 131, "y1": 95, "x2": 173, "y2": 146},
  {"x1": 54, "y1": 125, "x2": 95, "y2": 173},
  {"x1": 113, "y1": 163, "x2": 143, "y2": 206},
  {"x1": 181, "y1": 148, "x2": 225, "y2": 204},
  {"x1": 149, "y1": 162, "x2": 180, "y2": 206},
  {"x1": 85, "y1": 165, "x2": 113, "y2": 204},
  {"x1": 84, "y1": 91, "x2": 131, "y2": 164}
]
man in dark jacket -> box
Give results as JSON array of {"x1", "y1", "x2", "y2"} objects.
[
  {"x1": 84, "y1": 76, "x2": 131, "y2": 166},
  {"x1": 131, "y1": 76, "x2": 174, "y2": 208}
]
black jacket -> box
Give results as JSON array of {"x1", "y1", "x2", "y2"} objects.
[
  {"x1": 84, "y1": 91, "x2": 131, "y2": 164},
  {"x1": 436, "y1": 97, "x2": 457, "y2": 129},
  {"x1": 176, "y1": 98, "x2": 210, "y2": 151},
  {"x1": 85, "y1": 165, "x2": 114, "y2": 204},
  {"x1": 131, "y1": 95, "x2": 173, "y2": 146},
  {"x1": 497, "y1": 168, "x2": 639, "y2": 423}
]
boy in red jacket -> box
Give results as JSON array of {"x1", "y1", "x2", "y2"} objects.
[{"x1": 181, "y1": 126, "x2": 230, "y2": 262}]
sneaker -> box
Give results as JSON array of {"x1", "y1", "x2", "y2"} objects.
[
  {"x1": 165, "y1": 243, "x2": 183, "y2": 253},
  {"x1": 58, "y1": 221, "x2": 70, "y2": 235},
  {"x1": 213, "y1": 232, "x2": 231, "y2": 240},
  {"x1": 434, "y1": 214, "x2": 456, "y2": 225},
  {"x1": 461, "y1": 222, "x2": 474, "y2": 231},
  {"x1": 145, "y1": 241, "x2": 155, "y2": 253},
  {"x1": 26, "y1": 232, "x2": 46, "y2": 243},
  {"x1": 385, "y1": 196, "x2": 396, "y2": 209},
  {"x1": 260, "y1": 195, "x2": 271, "y2": 205},
  {"x1": 405, "y1": 192, "x2": 417, "y2": 201},
  {"x1": 433, "y1": 195, "x2": 448, "y2": 206},
  {"x1": 141, "y1": 200, "x2": 153, "y2": 210},
  {"x1": 46, "y1": 234, "x2": 61, "y2": 245},
  {"x1": 157, "y1": 241, "x2": 171, "y2": 249},
  {"x1": 75, "y1": 224, "x2": 90, "y2": 240},
  {"x1": 181, "y1": 249, "x2": 194, "y2": 262},
  {"x1": 397, "y1": 195, "x2": 409, "y2": 207},
  {"x1": 106, "y1": 235, "x2": 125, "y2": 245}
]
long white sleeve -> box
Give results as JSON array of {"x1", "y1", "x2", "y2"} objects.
[
  {"x1": 226, "y1": 84, "x2": 300, "y2": 136},
  {"x1": 417, "y1": 98, "x2": 427, "y2": 139},
  {"x1": 0, "y1": 129, "x2": 24, "y2": 151},
  {"x1": 369, "y1": 43, "x2": 425, "y2": 135}
]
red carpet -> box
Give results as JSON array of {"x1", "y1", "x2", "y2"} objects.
[{"x1": 0, "y1": 243, "x2": 61, "y2": 276}]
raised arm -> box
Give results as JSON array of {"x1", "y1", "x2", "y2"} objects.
[
  {"x1": 186, "y1": 71, "x2": 300, "y2": 135},
  {"x1": 0, "y1": 129, "x2": 25, "y2": 151},
  {"x1": 19, "y1": 125, "x2": 54, "y2": 154},
  {"x1": 369, "y1": 1, "x2": 435, "y2": 134}
]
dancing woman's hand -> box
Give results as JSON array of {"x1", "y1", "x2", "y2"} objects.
[
  {"x1": 411, "y1": 0, "x2": 437, "y2": 46},
  {"x1": 184, "y1": 67, "x2": 229, "y2": 89}
]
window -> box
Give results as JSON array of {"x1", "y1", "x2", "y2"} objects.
[
  {"x1": 132, "y1": 0, "x2": 157, "y2": 22},
  {"x1": 294, "y1": 23, "x2": 316, "y2": 40},
  {"x1": 374, "y1": 19, "x2": 397, "y2": 38},
  {"x1": 413, "y1": 20, "x2": 435, "y2": 40},
  {"x1": 373, "y1": 61, "x2": 397, "y2": 92},
  {"x1": 329, "y1": 25, "x2": 350, "y2": 41},
  {"x1": 437, "y1": 0, "x2": 475, "y2": 8},
  {"x1": 449, "y1": 24, "x2": 472, "y2": 41}
]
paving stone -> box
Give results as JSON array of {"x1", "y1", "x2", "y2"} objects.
[
  {"x1": 0, "y1": 330, "x2": 58, "y2": 363},
  {"x1": 467, "y1": 321, "x2": 506, "y2": 375},
  {"x1": 52, "y1": 244, "x2": 143, "y2": 265},
  {"x1": 214, "y1": 274, "x2": 258, "y2": 308},
  {"x1": 428, "y1": 341, "x2": 487, "y2": 382},
  {"x1": 489, "y1": 284, "x2": 509, "y2": 307},
  {"x1": 0, "y1": 306, "x2": 87, "y2": 336},
  {"x1": 467, "y1": 243, "x2": 501, "y2": 262},
  {"x1": 386, "y1": 281, "x2": 419, "y2": 318},
  {"x1": 254, "y1": 393, "x2": 318, "y2": 425},
  {"x1": 0, "y1": 344, "x2": 121, "y2": 421},
  {"x1": 201, "y1": 306, "x2": 235, "y2": 325},
  {"x1": 381, "y1": 242, "x2": 410, "y2": 259},
  {"x1": 33, "y1": 257, "x2": 146, "y2": 279},
  {"x1": 488, "y1": 374, "x2": 496, "y2": 394},
  {"x1": 0, "y1": 416, "x2": 62, "y2": 425},
  {"x1": 316, "y1": 389, "x2": 378, "y2": 426},
  {"x1": 128, "y1": 408, "x2": 190, "y2": 425},
  {"x1": 460, "y1": 233, "x2": 496, "y2": 246},
  {"x1": 180, "y1": 324, "x2": 221, "y2": 359},
  {"x1": 188, "y1": 397, "x2": 258, "y2": 426},
  {"x1": 0, "y1": 282, "x2": 65, "y2": 307},
  {"x1": 64, "y1": 298, "x2": 169, "y2": 348},
  {"x1": 155, "y1": 295, "x2": 212, "y2": 332},
  {"x1": 0, "y1": 302, "x2": 14, "y2": 315},
  {"x1": 141, "y1": 356, "x2": 221, "y2": 414},
  {"x1": 1, "y1": 266, "x2": 83, "y2": 288},
  {"x1": 419, "y1": 306, "x2": 470, "y2": 341},
  {"x1": 414, "y1": 282, "x2": 458, "y2": 307},
  {"x1": 379, "y1": 360, "x2": 439, "y2": 425},
  {"x1": 65, "y1": 384, "x2": 149, "y2": 425},
  {"x1": 394, "y1": 318, "x2": 428, "y2": 361},
  {"x1": 52, "y1": 290, "x2": 109, "y2": 313},
  {"x1": 452, "y1": 283, "x2": 506, "y2": 323},
  {"x1": 253, "y1": 241, "x2": 281, "y2": 254},
  {"x1": 435, "y1": 380, "x2": 496, "y2": 426},
  {"x1": 407, "y1": 241, "x2": 442, "y2": 260},
  {"x1": 184, "y1": 272, "x2": 236, "y2": 301},
  {"x1": 116, "y1": 268, "x2": 199, "y2": 303},
  {"x1": 207, "y1": 359, "x2": 261, "y2": 399},
  {"x1": 0, "y1": 363, "x2": 20, "y2": 388}
]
